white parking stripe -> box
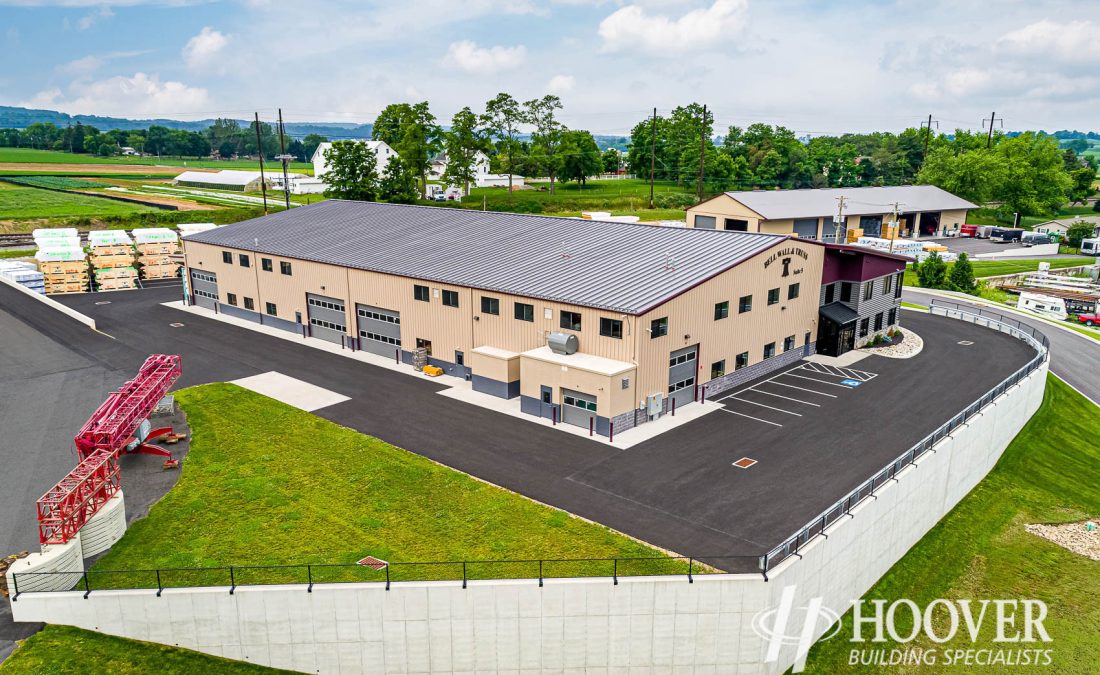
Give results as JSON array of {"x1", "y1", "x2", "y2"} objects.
[
  {"x1": 768, "y1": 381, "x2": 838, "y2": 397},
  {"x1": 756, "y1": 390, "x2": 821, "y2": 406},
  {"x1": 715, "y1": 365, "x2": 806, "y2": 402},
  {"x1": 784, "y1": 373, "x2": 857, "y2": 388},
  {"x1": 719, "y1": 408, "x2": 783, "y2": 427},
  {"x1": 729, "y1": 397, "x2": 803, "y2": 416}
]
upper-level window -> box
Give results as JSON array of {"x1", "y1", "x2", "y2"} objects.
[
  {"x1": 560, "y1": 311, "x2": 582, "y2": 331},
  {"x1": 599, "y1": 317, "x2": 623, "y2": 339}
]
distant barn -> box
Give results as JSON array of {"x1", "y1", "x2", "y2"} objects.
[{"x1": 174, "y1": 170, "x2": 268, "y2": 192}]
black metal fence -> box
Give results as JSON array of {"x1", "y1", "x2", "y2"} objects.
[
  {"x1": 762, "y1": 300, "x2": 1049, "y2": 569},
  {"x1": 11, "y1": 301, "x2": 1049, "y2": 597}
]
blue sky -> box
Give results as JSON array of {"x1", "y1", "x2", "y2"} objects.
[{"x1": 2, "y1": 1, "x2": 1098, "y2": 135}]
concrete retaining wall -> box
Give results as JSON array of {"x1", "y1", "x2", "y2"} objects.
[
  {"x1": 8, "y1": 363, "x2": 1048, "y2": 673},
  {"x1": 79, "y1": 492, "x2": 127, "y2": 558},
  {"x1": 0, "y1": 274, "x2": 97, "y2": 330},
  {"x1": 4, "y1": 535, "x2": 84, "y2": 594}
]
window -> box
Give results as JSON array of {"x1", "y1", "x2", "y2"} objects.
[
  {"x1": 222, "y1": 251, "x2": 233, "y2": 264},
  {"x1": 784, "y1": 335, "x2": 795, "y2": 351},
  {"x1": 764, "y1": 342, "x2": 776, "y2": 359},
  {"x1": 874, "y1": 312, "x2": 884, "y2": 331},
  {"x1": 238, "y1": 254, "x2": 250, "y2": 268},
  {"x1": 562, "y1": 394, "x2": 598, "y2": 413},
  {"x1": 414, "y1": 285, "x2": 430, "y2": 302},
  {"x1": 310, "y1": 317, "x2": 346, "y2": 332},
  {"x1": 280, "y1": 261, "x2": 292, "y2": 276},
  {"x1": 226, "y1": 292, "x2": 237, "y2": 306},
  {"x1": 357, "y1": 308, "x2": 399, "y2": 324},
  {"x1": 600, "y1": 317, "x2": 623, "y2": 339},
  {"x1": 266, "y1": 302, "x2": 277, "y2": 316},
  {"x1": 767, "y1": 288, "x2": 780, "y2": 305},
  {"x1": 668, "y1": 376, "x2": 695, "y2": 394},
  {"x1": 714, "y1": 301, "x2": 729, "y2": 320},
  {"x1": 840, "y1": 282, "x2": 853, "y2": 302},
  {"x1": 863, "y1": 282, "x2": 873, "y2": 301},
  {"x1": 191, "y1": 270, "x2": 216, "y2": 283},
  {"x1": 788, "y1": 283, "x2": 800, "y2": 300},
  {"x1": 481, "y1": 296, "x2": 500, "y2": 315},
  {"x1": 694, "y1": 215, "x2": 716, "y2": 229},
  {"x1": 261, "y1": 258, "x2": 272, "y2": 272},
  {"x1": 650, "y1": 317, "x2": 668, "y2": 338},
  {"x1": 307, "y1": 297, "x2": 345, "y2": 312},
  {"x1": 560, "y1": 311, "x2": 582, "y2": 331},
  {"x1": 244, "y1": 297, "x2": 255, "y2": 311},
  {"x1": 883, "y1": 275, "x2": 893, "y2": 295},
  {"x1": 735, "y1": 351, "x2": 749, "y2": 370},
  {"x1": 859, "y1": 317, "x2": 870, "y2": 337},
  {"x1": 416, "y1": 338, "x2": 432, "y2": 355},
  {"x1": 669, "y1": 351, "x2": 696, "y2": 367},
  {"x1": 824, "y1": 284, "x2": 835, "y2": 304},
  {"x1": 711, "y1": 360, "x2": 726, "y2": 379},
  {"x1": 888, "y1": 308, "x2": 897, "y2": 326},
  {"x1": 442, "y1": 290, "x2": 459, "y2": 308},
  {"x1": 895, "y1": 272, "x2": 904, "y2": 299},
  {"x1": 738, "y1": 295, "x2": 752, "y2": 313},
  {"x1": 360, "y1": 329, "x2": 400, "y2": 346},
  {"x1": 514, "y1": 302, "x2": 534, "y2": 322}
]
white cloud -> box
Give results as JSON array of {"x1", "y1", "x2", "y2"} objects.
[
  {"x1": 58, "y1": 54, "x2": 103, "y2": 75},
  {"x1": 546, "y1": 74, "x2": 574, "y2": 94},
  {"x1": 598, "y1": 0, "x2": 747, "y2": 54},
  {"x1": 443, "y1": 40, "x2": 526, "y2": 74},
  {"x1": 996, "y1": 20, "x2": 1100, "y2": 65},
  {"x1": 182, "y1": 26, "x2": 230, "y2": 70},
  {"x1": 20, "y1": 72, "x2": 211, "y2": 117},
  {"x1": 76, "y1": 5, "x2": 112, "y2": 30}
]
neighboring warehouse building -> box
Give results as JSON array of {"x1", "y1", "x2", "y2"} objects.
[
  {"x1": 174, "y1": 170, "x2": 268, "y2": 192},
  {"x1": 312, "y1": 140, "x2": 397, "y2": 180},
  {"x1": 181, "y1": 201, "x2": 903, "y2": 436},
  {"x1": 686, "y1": 185, "x2": 976, "y2": 240}
]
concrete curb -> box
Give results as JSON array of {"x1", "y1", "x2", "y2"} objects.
[{"x1": 0, "y1": 275, "x2": 97, "y2": 330}]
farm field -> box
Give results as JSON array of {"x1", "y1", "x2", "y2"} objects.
[
  {"x1": 0, "y1": 147, "x2": 312, "y2": 173},
  {"x1": 0, "y1": 185, "x2": 159, "y2": 219},
  {"x1": 804, "y1": 376, "x2": 1100, "y2": 673},
  {"x1": 87, "y1": 383, "x2": 684, "y2": 587},
  {"x1": 447, "y1": 178, "x2": 696, "y2": 221}
]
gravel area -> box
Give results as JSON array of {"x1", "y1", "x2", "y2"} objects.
[
  {"x1": 862, "y1": 327, "x2": 924, "y2": 359},
  {"x1": 1026, "y1": 522, "x2": 1100, "y2": 561}
]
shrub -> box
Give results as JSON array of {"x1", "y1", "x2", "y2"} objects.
[
  {"x1": 948, "y1": 252, "x2": 977, "y2": 294},
  {"x1": 654, "y1": 192, "x2": 696, "y2": 210}
]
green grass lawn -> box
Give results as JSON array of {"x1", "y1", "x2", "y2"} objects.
[
  {"x1": 445, "y1": 178, "x2": 696, "y2": 221},
  {"x1": 0, "y1": 625, "x2": 291, "y2": 675},
  {"x1": 0, "y1": 248, "x2": 34, "y2": 259},
  {"x1": 804, "y1": 375, "x2": 1100, "y2": 673},
  {"x1": 0, "y1": 147, "x2": 312, "y2": 173},
  {"x1": 903, "y1": 257, "x2": 1094, "y2": 286},
  {"x1": 0, "y1": 186, "x2": 158, "y2": 219},
  {"x1": 968, "y1": 205, "x2": 1098, "y2": 228},
  {"x1": 88, "y1": 383, "x2": 683, "y2": 589}
]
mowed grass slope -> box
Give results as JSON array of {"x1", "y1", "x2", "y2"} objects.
[
  {"x1": 804, "y1": 376, "x2": 1100, "y2": 673},
  {"x1": 903, "y1": 257, "x2": 1095, "y2": 287},
  {"x1": 90, "y1": 383, "x2": 680, "y2": 586},
  {"x1": 0, "y1": 186, "x2": 158, "y2": 219},
  {"x1": 0, "y1": 625, "x2": 292, "y2": 675}
]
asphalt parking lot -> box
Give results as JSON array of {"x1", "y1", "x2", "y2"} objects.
[{"x1": 1, "y1": 285, "x2": 1036, "y2": 571}]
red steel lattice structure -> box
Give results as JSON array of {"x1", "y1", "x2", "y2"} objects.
[{"x1": 36, "y1": 354, "x2": 181, "y2": 545}]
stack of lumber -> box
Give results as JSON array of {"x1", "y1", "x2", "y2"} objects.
[
  {"x1": 0, "y1": 260, "x2": 45, "y2": 294},
  {"x1": 177, "y1": 222, "x2": 218, "y2": 238},
  {"x1": 134, "y1": 228, "x2": 181, "y2": 280},
  {"x1": 34, "y1": 228, "x2": 88, "y2": 294},
  {"x1": 88, "y1": 230, "x2": 137, "y2": 291}
]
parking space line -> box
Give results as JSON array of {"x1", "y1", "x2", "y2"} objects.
[
  {"x1": 767, "y1": 381, "x2": 838, "y2": 397},
  {"x1": 784, "y1": 373, "x2": 858, "y2": 388},
  {"x1": 719, "y1": 408, "x2": 783, "y2": 427},
  {"x1": 756, "y1": 390, "x2": 821, "y2": 406},
  {"x1": 799, "y1": 363, "x2": 847, "y2": 378},
  {"x1": 728, "y1": 397, "x2": 802, "y2": 416},
  {"x1": 715, "y1": 365, "x2": 806, "y2": 403}
]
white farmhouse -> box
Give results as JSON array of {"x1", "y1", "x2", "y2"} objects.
[{"x1": 311, "y1": 140, "x2": 397, "y2": 181}]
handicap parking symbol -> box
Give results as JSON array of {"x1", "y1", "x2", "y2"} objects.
[{"x1": 841, "y1": 379, "x2": 862, "y2": 387}]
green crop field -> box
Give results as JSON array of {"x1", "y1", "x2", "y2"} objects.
[
  {"x1": 447, "y1": 178, "x2": 697, "y2": 221},
  {"x1": 0, "y1": 175, "x2": 113, "y2": 189},
  {"x1": 86, "y1": 383, "x2": 685, "y2": 589},
  {"x1": 0, "y1": 186, "x2": 158, "y2": 219},
  {"x1": 805, "y1": 376, "x2": 1100, "y2": 673},
  {"x1": 0, "y1": 147, "x2": 312, "y2": 172}
]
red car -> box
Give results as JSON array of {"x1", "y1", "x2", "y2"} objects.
[{"x1": 1076, "y1": 314, "x2": 1099, "y2": 327}]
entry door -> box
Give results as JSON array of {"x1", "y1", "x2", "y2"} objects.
[
  {"x1": 839, "y1": 325, "x2": 856, "y2": 354},
  {"x1": 539, "y1": 385, "x2": 556, "y2": 420},
  {"x1": 668, "y1": 345, "x2": 698, "y2": 410},
  {"x1": 561, "y1": 389, "x2": 597, "y2": 428}
]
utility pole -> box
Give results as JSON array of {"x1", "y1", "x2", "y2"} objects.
[
  {"x1": 648, "y1": 107, "x2": 657, "y2": 209},
  {"x1": 696, "y1": 104, "x2": 707, "y2": 202},
  {"x1": 983, "y1": 112, "x2": 1002, "y2": 149},
  {"x1": 254, "y1": 112, "x2": 268, "y2": 215},
  {"x1": 833, "y1": 195, "x2": 847, "y2": 243},
  {"x1": 275, "y1": 108, "x2": 293, "y2": 210},
  {"x1": 888, "y1": 201, "x2": 902, "y2": 254},
  {"x1": 920, "y1": 115, "x2": 938, "y2": 166}
]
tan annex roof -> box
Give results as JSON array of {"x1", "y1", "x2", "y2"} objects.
[
  {"x1": 184, "y1": 200, "x2": 790, "y2": 315},
  {"x1": 721, "y1": 185, "x2": 977, "y2": 220}
]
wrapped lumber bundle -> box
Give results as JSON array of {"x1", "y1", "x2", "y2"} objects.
[
  {"x1": 88, "y1": 230, "x2": 137, "y2": 290},
  {"x1": 0, "y1": 260, "x2": 45, "y2": 294},
  {"x1": 133, "y1": 228, "x2": 181, "y2": 280},
  {"x1": 34, "y1": 230, "x2": 88, "y2": 294}
]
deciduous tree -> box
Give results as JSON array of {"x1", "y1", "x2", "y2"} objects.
[{"x1": 322, "y1": 141, "x2": 379, "y2": 201}]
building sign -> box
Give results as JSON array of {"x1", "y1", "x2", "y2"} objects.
[{"x1": 764, "y1": 247, "x2": 809, "y2": 278}]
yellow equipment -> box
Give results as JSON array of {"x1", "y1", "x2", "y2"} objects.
[{"x1": 423, "y1": 365, "x2": 444, "y2": 377}]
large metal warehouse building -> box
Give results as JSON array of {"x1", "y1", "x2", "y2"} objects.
[{"x1": 181, "y1": 201, "x2": 905, "y2": 436}]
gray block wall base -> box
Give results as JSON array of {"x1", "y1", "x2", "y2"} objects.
[
  {"x1": 471, "y1": 375, "x2": 520, "y2": 400},
  {"x1": 702, "y1": 343, "x2": 815, "y2": 398}
]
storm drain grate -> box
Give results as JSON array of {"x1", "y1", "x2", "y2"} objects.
[
  {"x1": 357, "y1": 556, "x2": 389, "y2": 570},
  {"x1": 732, "y1": 457, "x2": 758, "y2": 469}
]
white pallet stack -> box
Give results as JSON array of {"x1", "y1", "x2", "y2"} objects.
[
  {"x1": 33, "y1": 228, "x2": 88, "y2": 294},
  {"x1": 133, "y1": 228, "x2": 182, "y2": 280}
]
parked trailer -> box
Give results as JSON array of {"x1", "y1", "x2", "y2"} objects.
[
  {"x1": 988, "y1": 228, "x2": 1024, "y2": 243},
  {"x1": 1016, "y1": 292, "x2": 1069, "y2": 321},
  {"x1": 960, "y1": 224, "x2": 979, "y2": 238},
  {"x1": 1082, "y1": 238, "x2": 1100, "y2": 256}
]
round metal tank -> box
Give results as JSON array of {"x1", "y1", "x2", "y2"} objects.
[{"x1": 548, "y1": 332, "x2": 579, "y2": 355}]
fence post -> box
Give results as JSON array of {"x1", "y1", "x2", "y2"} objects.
[
  {"x1": 385, "y1": 564, "x2": 390, "y2": 591},
  {"x1": 229, "y1": 566, "x2": 235, "y2": 595},
  {"x1": 552, "y1": 407, "x2": 557, "y2": 426},
  {"x1": 156, "y1": 569, "x2": 163, "y2": 597},
  {"x1": 82, "y1": 571, "x2": 91, "y2": 599},
  {"x1": 613, "y1": 559, "x2": 618, "y2": 586},
  {"x1": 688, "y1": 558, "x2": 693, "y2": 584},
  {"x1": 609, "y1": 422, "x2": 614, "y2": 443},
  {"x1": 589, "y1": 417, "x2": 593, "y2": 436},
  {"x1": 395, "y1": 348, "x2": 400, "y2": 364},
  {"x1": 307, "y1": 565, "x2": 313, "y2": 593},
  {"x1": 462, "y1": 562, "x2": 467, "y2": 590},
  {"x1": 539, "y1": 560, "x2": 544, "y2": 588},
  {"x1": 672, "y1": 398, "x2": 676, "y2": 416}
]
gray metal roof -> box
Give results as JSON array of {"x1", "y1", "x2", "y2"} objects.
[
  {"x1": 722, "y1": 185, "x2": 977, "y2": 220},
  {"x1": 184, "y1": 200, "x2": 789, "y2": 314}
]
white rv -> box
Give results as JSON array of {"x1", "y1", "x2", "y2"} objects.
[
  {"x1": 1017, "y1": 292, "x2": 1068, "y2": 321},
  {"x1": 1081, "y1": 238, "x2": 1100, "y2": 256}
]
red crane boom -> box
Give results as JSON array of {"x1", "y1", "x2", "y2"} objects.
[{"x1": 36, "y1": 354, "x2": 182, "y2": 545}]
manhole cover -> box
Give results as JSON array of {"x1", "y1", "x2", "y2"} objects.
[
  {"x1": 357, "y1": 556, "x2": 388, "y2": 570},
  {"x1": 95, "y1": 301, "x2": 111, "y2": 305},
  {"x1": 733, "y1": 457, "x2": 757, "y2": 469},
  {"x1": 958, "y1": 340, "x2": 974, "y2": 346},
  {"x1": 169, "y1": 323, "x2": 185, "y2": 328}
]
